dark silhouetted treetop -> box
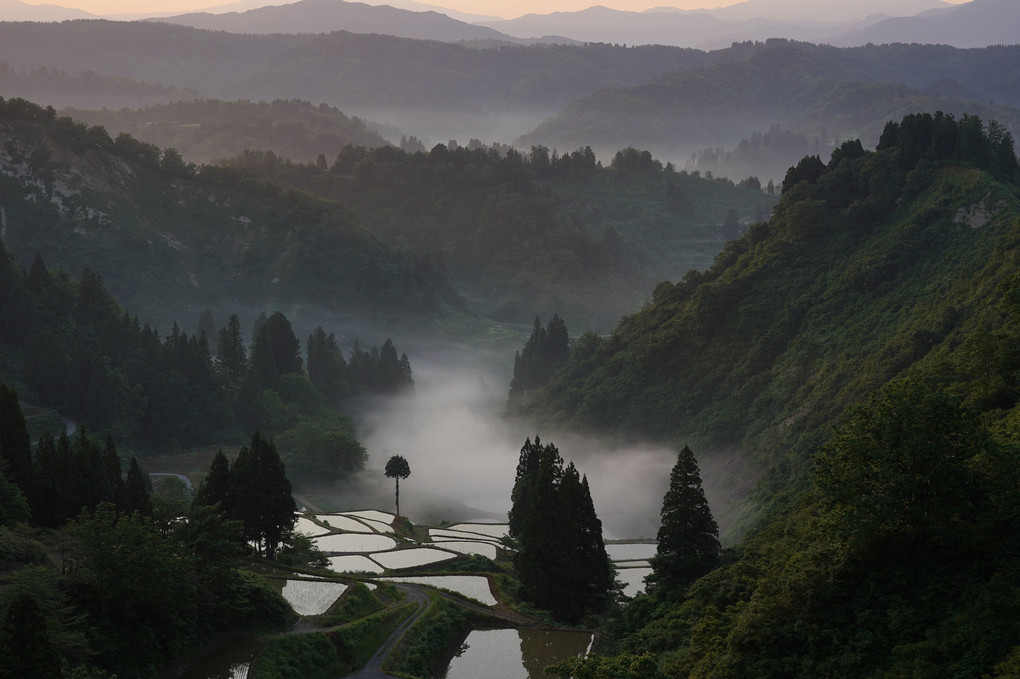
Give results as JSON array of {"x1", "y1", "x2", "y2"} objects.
[
  {"x1": 216, "y1": 313, "x2": 248, "y2": 383},
  {"x1": 226, "y1": 431, "x2": 296, "y2": 559},
  {"x1": 0, "y1": 382, "x2": 33, "y2": 492},
  {"x1": 510, "y1": 436, "x2": 613, "y2": 623},
  {"x1": 384, "y1": 454, "x2": 411, "y2": 516},
  {"x1": 194, "y1": 449, "x2": 231, "y2": 510},
  {"x1": 509, "y1": 314, "x2": 570, "y2": 403},
  {"x1": 123, "y1": 455, "x2": 154, "y2": 518},
  {"x1": 647, "y1": 444, "x2": 720, "y2": 597}
]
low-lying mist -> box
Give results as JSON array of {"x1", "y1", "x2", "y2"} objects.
[{"x1": 317, "y1": 342, "x2": 758, "y2": 544}]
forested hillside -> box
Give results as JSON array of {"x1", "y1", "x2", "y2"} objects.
[
  {"x1": 63, "y1": 98, "x2": 388, "y2": 165},
  {"x1": 517, "y1": 111, "x2": 1020, "y2": 532},
  {"x1": 226, "y1": 143, "x2": 774, "y2": 328},
  {"x1": 0, "y1": 97, "x2": 459, "y2": 328},
  {"x1": 0, "y1": 60, "x2": 201, "y2": 110},
  {"x1": 533, "y1": 112, "x2": 1020, "y2": 678}
]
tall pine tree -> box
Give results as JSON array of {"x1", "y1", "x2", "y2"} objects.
[
  {"x1": 647, "y1": 444, "x2": 720, "y2": 597},
  {"x1": 226, "y1": 432, "x2": 296, "y2": 559},
  {"x1": 511, "y1": 437, "x2": 614, "y2": 623}
]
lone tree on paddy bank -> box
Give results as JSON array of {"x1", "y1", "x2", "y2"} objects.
[{"x1": 385, "y1": 454, "x2": 411, "y2": 516}]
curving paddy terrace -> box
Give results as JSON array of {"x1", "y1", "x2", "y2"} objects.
[{"x1": 184, "y1": 511, "x2": 656, "y2": 679}]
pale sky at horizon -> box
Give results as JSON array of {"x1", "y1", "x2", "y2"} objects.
[{"x1": 19, "y1": 0, "x2": 973, "y2": 20}]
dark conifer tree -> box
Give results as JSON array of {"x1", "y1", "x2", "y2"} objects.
[
  {"x1": 263, "y1": 311, "x2": 302, "y2": 375},
  {"x1": 197, "y1": 308, "x2": 217, "y2": 343},
  {"x1": 515, "y1": 441, "x2": 572, "y2": 619},
  {"x1": 648, "y1": 445, "x2": 720, "y2": 597},
  {"x1": 306, "y1": 326, "x2": 348, "y2": 401},
  {"x1": 508, "y1": 436, "x2": 543, "y2": 538},
  {"x1": 216, "y1": 313, "x2": 247, "y2": 383},
  {"x1": 0, "y1": 382, "x2": 33, "y2": 492},
  {"x1": 194, "y1": 449, "x2": 231, "y2": 509},
  {"x1": 509, "y1": 315, "x2": 570, "y2": 401},
  {"x1": 248, "y1": 311, "x2": 302, "y2": 384},
  {"x1": 101, "y1": 435, "x2": 124, "y2": 511},
  {"x1": 227, "y1": 432, "x2": 296, "y2": 558},
  {"x1": 576, "y1": 473, "x2": 615, "y2": 613},
  {"x1": 26, "y1": 251, "x2": 48, "y2": 294},
  {"x1": 123, "y1": 456, "x2": 153, "y2": 518}
]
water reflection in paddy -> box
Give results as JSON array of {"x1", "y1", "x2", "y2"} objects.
[
  {"x1": 444, "y1": 628, "x2": 592, "y2": 679},
  {"x1": 180, "y1": 637, "x2": 262, "y2": 679}
]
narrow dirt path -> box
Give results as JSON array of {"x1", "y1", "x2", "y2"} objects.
[{"x1": 344, "y1": 584, "x2": 430, "y2": 679}]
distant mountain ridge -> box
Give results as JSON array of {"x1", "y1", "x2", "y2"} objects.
[
  {"x1": 148, "y1": 0, "x2": 516, "y2": 42},
  {"x1": 516, "y1": 41, "x2": 1020, "y2": 167},
  {"x1": 0, "y1": 0, "x2": 93, "y2": 20},
  {"x1": 477, "y1": 0, "x2": 960, "y2": 48},
  {"x1": 831, "y1": 0, "x2": 1020, "y2": 48}
]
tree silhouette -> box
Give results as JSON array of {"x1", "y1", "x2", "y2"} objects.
[
  {"x1": 648, "y1": 444, "x2": 720, "y2": 597},
  {"x1": 384, "y1": 454, "x2": 411, "y2": 516}
]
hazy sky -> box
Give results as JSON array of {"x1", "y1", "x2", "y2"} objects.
[{"x1": 25, "y1": 0, "x2": 972, "y2": 20}]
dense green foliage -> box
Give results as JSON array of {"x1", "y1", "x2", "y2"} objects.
[
  {"x1": 63, "y1": 98, "x2": 387, "y2": 165},
  {"x1": 509, "y1": 437, "x2": 614, "y2": 623},
  {"x1": 523, "y1": 111, "x2": 1020, "y2": 676},
  {"x1": 249, "y1": 632, "x2": 343, "y2": 679},
  {"x1": 228, "y1": 142, "x2": 771, "y2": 327},
  {"x1": 518, "y1": 111, "x2": 1020, "y2": 524},
  {"x1": 389, "y1": 594, "x2": 471, "y2": 679},
  {"x1": 0, "y1": 219, "x2": 410, "y2": 485},
  {"x1": 0, "y1": 505, "x2": 292, "y2": 678},
  {"x1": 330, "y1": 603, "x2": 417, "y2": 673},
  {"x1": 0, "y1": 96, "x2": 458, "y2": 328}
]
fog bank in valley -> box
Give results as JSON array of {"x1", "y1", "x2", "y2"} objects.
[{"x1": 338, "y1": 343, "x2": 757, "y2": 543}]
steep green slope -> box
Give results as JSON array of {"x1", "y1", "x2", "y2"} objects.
[
  {"x1": 0, "y1": 97, "x2": 458, "y2": 329},
  {"x1": 518, "y1": 112, "x2": 1020, "y2": 527},
  {"x1": 539, "y1": 112, "x2": 1020, "y2": 679},
  {"x1": 227, "y1": 144, "x2": 775, "y2": 329},
  {"x1": 62, "y1": 98, "x2": 388, "y2": 165}
]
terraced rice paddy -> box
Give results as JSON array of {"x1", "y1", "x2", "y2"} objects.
[
  {"x1": 615, "y1": 567, "x2": 652, "y2": 598},
  {"x1": 379, "y1": 575, "x2": 497, "y2": 605},
  {"x1": 443, "y1": 628, "x2": 592, "y2": 678},
  {"x1": 311, "y1": 514, "x2": 380, "y2": 533},
  {"x1": 312, "y1": 533, "x2": 397, "y2": 553},
  {"x1": 280, "y1": 579, "x2": 348, "y2": 616},
  {"x1": 294, "y1": 517, "x2": 329, "y2": 537},
  {"x1": 327, "y1": 554, "x2": 385, "y2": 574},
  {"x1": 605, "y1": 542, "x2": 657, "y2": 561},
  {"x1": 372, "y1": 547, "x2": 456, "y2": 570},
  {"x1": 428, "y1": 540, "x2": 498, "y2": 559},
  {"x1": 443, "y1": 523, "x2": 508, "y2": 539},
  {"x1": 345, "y1": 509, "x2": 395, "y2": 524}
]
